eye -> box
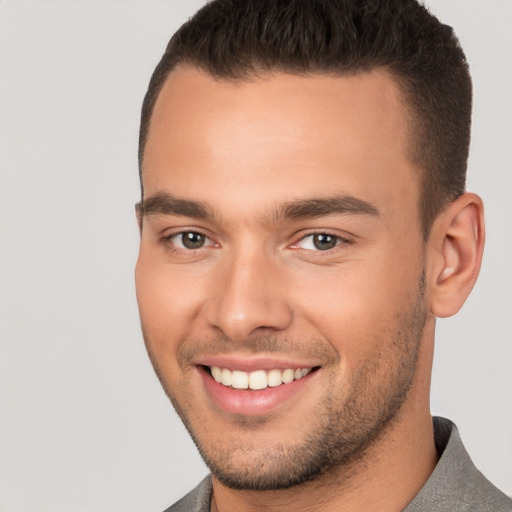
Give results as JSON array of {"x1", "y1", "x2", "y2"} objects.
[
  {"x1": 296, "y1": 233, "x2": 344, "y2": 251},
  {"x1": 166, "y1": 231, "x2": 215, "y2": 250}
]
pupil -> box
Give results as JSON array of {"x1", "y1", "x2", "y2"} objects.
[
  {"x1": 313, "y1": 233, "x2": 337, "y2": 250},
  {"x1": 182, "y1": 232, "x2": 205, "y2": 249}
]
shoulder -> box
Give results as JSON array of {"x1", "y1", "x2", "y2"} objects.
[
  {"x1": 162, "y1": 476, "x2": 213, "y2": 512},
  {"x1": 405, "y1": 417, "x2": 512, "y2": 512}
]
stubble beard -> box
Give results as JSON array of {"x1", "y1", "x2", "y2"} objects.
[{"x1": 142, "y1": 275, "x2": 427, "y2": 491}]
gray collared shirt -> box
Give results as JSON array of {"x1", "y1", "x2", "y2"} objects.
[{"x1": 165, "y1": 417, "x2": 512, "y2": 511}]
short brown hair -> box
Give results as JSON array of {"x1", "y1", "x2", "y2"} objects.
[{"x1": 139, "y1": 0, "x2": 472, "y2": 238}]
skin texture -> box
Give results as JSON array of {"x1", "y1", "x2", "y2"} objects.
[{"x1": 135, "y1": 67, "x2": 484, "y2": 511}]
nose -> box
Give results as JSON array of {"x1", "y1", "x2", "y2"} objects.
[{"x1": 204, "y1": 249, "x2": 293, "y2": 342}]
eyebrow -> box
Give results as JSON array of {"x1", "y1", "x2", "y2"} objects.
[
  {"x1": 273, "y1": 196, "x2": 380, "y2": 223},
  {"x1": 137, "y1": 192, "x2": 380, "y2": 223},
  {"x1": 138, "y1": 192, "x2": 213, "y2": 219}
]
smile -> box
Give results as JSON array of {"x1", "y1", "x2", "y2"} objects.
[{"x1": 209, "y1": 366, "x2": 312, "y2": 390}]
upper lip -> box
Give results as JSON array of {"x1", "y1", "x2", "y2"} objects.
[{"x1": 193, "y1": 355, "x2": 321, "y2": 372}]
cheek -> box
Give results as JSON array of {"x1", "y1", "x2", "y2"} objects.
[
  {"x1": 288, "y1": 263, "x2": 390, "y2": 318},
  {"x1": 287, "y1": 254, "x2": 421, "y2": 354},
  {"x1": 135, "y1": 252, "x2": 206, "y2": 346}
]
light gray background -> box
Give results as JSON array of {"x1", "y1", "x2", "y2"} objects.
[{"x1": 0, "y1": 1, "x2": 510, "y2": 511}]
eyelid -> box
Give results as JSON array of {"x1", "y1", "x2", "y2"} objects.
[
  {"x1": 159, "y1": 227, "x2": 351, "y2": 253},
  {"x1": 290, "y1": 231, "x2": 351, "y2": 251},
  {"x1": 162, "y1": 229, "x2": 218, "y2": 250}
]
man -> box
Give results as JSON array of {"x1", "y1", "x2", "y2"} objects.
[{"x1": 135, "y1": 0, "x2": 512, "y2": 510}]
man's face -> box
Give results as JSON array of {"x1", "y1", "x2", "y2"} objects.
[{"x1": 136, "y1": 67, "x2": 430, "y2": 490}]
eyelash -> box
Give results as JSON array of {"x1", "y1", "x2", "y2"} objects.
[
  {"x1": 293, "y1": 231, "x2": 351, "y2": 252},
  {"x1": 161, "y1": 230, "x2": 350, "y2": 254},
  {"x1": 161, "y1": 231, "x2": 216, "y2": 253}
]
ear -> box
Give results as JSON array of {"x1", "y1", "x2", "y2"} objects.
[
  {"x1": 135, "y1": 202, "x2": 143, "y2": 234},
  {"x1": 428, "y1": 193, "x2": 485, "y2": 318}
]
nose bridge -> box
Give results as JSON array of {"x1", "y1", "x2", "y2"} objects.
[{"x1": 206, "y1": 243, "x2": 292, "y2": 341}]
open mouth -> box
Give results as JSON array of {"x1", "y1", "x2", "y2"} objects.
[{"x1": 205, "y1": 365, "x2": 319, "y2": 390}]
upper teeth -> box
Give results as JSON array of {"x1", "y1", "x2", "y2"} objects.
[{"x1": 210, "y1": 366, "x2": 312, "y2": 390}]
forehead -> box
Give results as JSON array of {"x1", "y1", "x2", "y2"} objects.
[{"x1": 142, "y1": 66, "x2": 419, "y2": 223}]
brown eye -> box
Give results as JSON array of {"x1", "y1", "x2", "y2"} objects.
[
  {"x1": 295, "y1": 232, "x2": 345, "y2": 252},
  {"x1": 163, "y1": 230, "x2": 216, "y2": 255},
  {"x1": 312, "y1": 233, "x2": 339, "y2": 250},
  {"x1": 181, "y1": 232, "x2": 206, "y2": 249}
]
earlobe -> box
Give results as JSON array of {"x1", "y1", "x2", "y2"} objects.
[{"x1": 429, "y1": 193, "x2": 485, "y2": 318}]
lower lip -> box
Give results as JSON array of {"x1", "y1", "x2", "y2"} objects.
[{"x1": 199, "y1": 367, "x2": 316, "y2": 416}]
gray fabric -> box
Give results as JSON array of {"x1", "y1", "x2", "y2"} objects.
[
  {"x1": 404, "y1": 417, "x2": 511, "y2": 511},
  {"x1": 164, "y1": 476, "x2": 212, "y2": 512},
  {"x1": 164, "y1": 417, "x2": 511, "y2": 511}
]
